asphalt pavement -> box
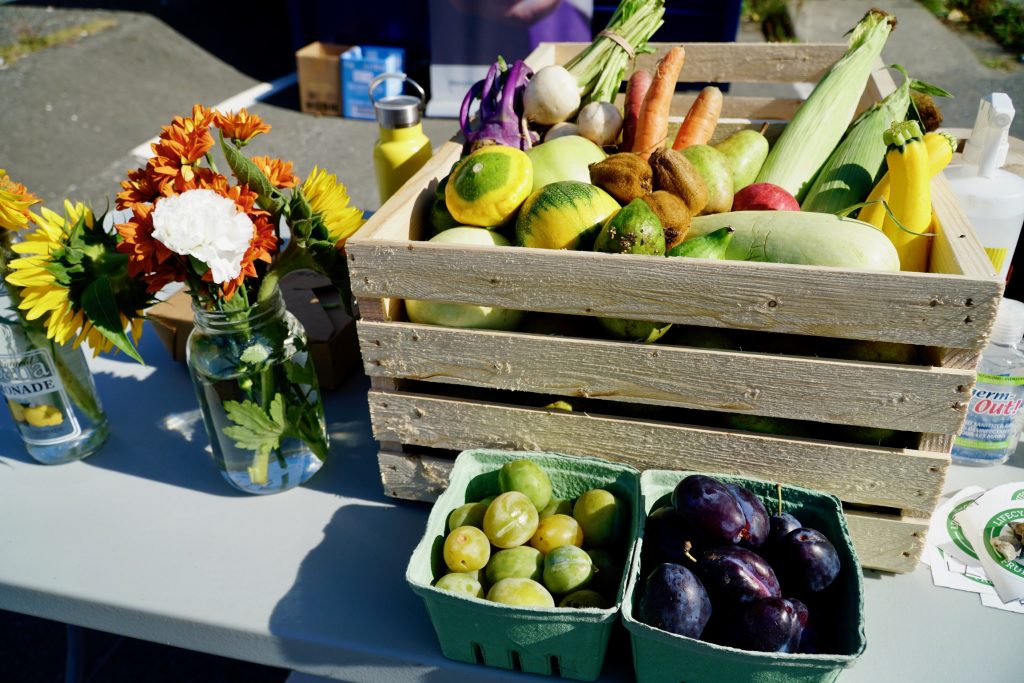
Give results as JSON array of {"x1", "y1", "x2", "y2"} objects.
[{"x1": 1, "y1": 1, "x2": 1023, "y2": 682}]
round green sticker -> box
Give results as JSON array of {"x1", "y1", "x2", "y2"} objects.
[
  {"x1": 948, "y1": 499, "x2": 980, "y2": 560},
  {"x1": 983, "y1": 507, "x2": 1024, "y2": 578}
]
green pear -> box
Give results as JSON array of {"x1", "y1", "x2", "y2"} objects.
[
  {"x1": 714, "y1": 129, "x2": 770, "y2": 192},
  {"x1": 593, "y1": 199, "x2": 666, "y2": 256},
  {"x1": 681, "y1": 145, "x2": 734, "y2": 214}
]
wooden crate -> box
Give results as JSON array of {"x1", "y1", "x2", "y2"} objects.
[{"x1": 346, "y1": 42, "x2": 1004, "y2": 573}]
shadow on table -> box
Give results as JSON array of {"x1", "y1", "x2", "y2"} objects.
[
  {"x1": 267, "y1": 498, "x2": 443, "y2": 669},
  {"x1": 267, "y1": 494, "x2": 635, "y2": 683}
]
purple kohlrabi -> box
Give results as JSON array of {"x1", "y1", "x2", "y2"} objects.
[{"x1": 460, "y1": 56, "x2": 539, "y2": 152}]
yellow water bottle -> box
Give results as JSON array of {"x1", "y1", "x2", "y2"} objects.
[{"x1": 370, "y1": 73, "x2": 433, "y2": 204}]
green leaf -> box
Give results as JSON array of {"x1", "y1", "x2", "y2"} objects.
[
  {"x1": 222, "y1": 393, "x2": 286, "y2": 457},
  {"x1": 219, "y1": 132, "x2": 285, "y2": 214},
  {"x1": 239, "y1": 343, "x2": 270, "y2": 366},
  {"x1": 909, "y1": 79, "x2": 953, "y2": 98},
  {"x1": 80, "y1": 277, "x2": 144, "y2": 363},
  {"x1": 284, "y1": 357, "x2": 316, "y2": 387}
]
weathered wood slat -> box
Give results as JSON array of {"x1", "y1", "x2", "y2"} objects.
[
  {"x1": 375, "y1": 449, "x2": 928, "y2": 573},
  {"x1": 358, "y1": 320, "x2": 972, "y2": 433},
  {"x1": 347, "y1": 241, "x2": 999, "y2": 349},
  {"x1": 614, "y1": 93, "x2": 805, "y2": 120},
  {"x1": 368, "y1": 391, "x2": 948, "y2": 511},
  {"x1": 930, "y1": 173, "x2": 1001, "y2": 281},
  {"x1": 843, "y1": 510, "x2": 929, "y2": 574},
  {"x1": 552, "y1": 42, "x2": 849, "y2": 84}
]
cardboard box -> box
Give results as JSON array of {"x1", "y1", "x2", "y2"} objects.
[
  {"x1": 296, "y1": 41, "x2": 350, "y2": 116},
  {"x1": 146, "y1": 272, "x2": 359, "y2": 390}
]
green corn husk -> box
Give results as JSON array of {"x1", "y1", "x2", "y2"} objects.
[
  {"x1": 755, "y1": 9, "x2": 895, "y2": 201},
  {"x1": 801, "y1": 69, "x2": 952, "y2": 213}
]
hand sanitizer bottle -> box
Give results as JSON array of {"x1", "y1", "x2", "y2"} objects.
[
  {"x1": 952, "y1": 297, "x2": 1024, "y2": 466},
  {"x1": 944, "y1": 93, "x2": 1024, "y2": 281}
]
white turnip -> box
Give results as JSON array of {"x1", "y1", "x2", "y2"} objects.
[{"x1": 523, "y1": 65, "x2": 581, "y2": 126}]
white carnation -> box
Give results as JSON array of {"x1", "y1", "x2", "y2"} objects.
[{"x1": 151, "y1": 189, "x2": 254, "y2": 284}]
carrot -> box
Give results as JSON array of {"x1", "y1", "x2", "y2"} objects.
[
  {"x1": 671, "y1": 86, "x2": 723, "y2": 150},
  {"x1": 633, "y1": 46, "x2": 686, "y2": 161},
  {"x1": 621, "y1": 69, "x2": 652, "y2": 152}
]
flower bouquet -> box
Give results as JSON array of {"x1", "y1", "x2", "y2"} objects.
[
  {"x1": 109, "y1": 104, "x2": 364, "y2": 493},
  {"x1": 0, "y1": 170, "x2": 140, "y2": 463}
]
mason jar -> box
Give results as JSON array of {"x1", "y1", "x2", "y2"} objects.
[
  {"x1": 0, "y1": 286, "x2": 108, "y2": 464},
  {"x1": 186, "y1": 285, "x2": 328, "y2": 494}
]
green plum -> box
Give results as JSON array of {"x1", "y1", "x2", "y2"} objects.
[
  {"x1": 487, "y1": 578, "x2": 555, "y2": 608},
  {"x1": 485, "y1": 546, "x2": 545, "y2": 585},
  {"x1": 435, "y1": 573, "x2": 484, "y2": 598},
  {"x1": 573, "y1": 489, "x2": 624, "y2": 547},
  {"x1": 448, "y1": 502, "x2": 488, "y2": 533},
  {"x1": 484, "y1": 491, "x2": 540, "y2": 548},
  {"x1": 530, "y1": 514, "x2": 584, "y2": 554},
  {"x1": 443, "y1": 526, "x2": 491, "y2": 573},
  {"x1": 498, "y1": 459, "x2": 553, "y2": 511},
  {"x1": 558, "y1": 589, "x2": 611, "y2": 609},
  {"x1": 543, "y1": 545, "x2": 594, "y2": 595},
  {"x1": 539, "y1": 498, "x2": 574, "y2": 519}
]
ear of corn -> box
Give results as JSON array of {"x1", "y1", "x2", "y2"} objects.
[
  {"x1": 800, "y1": 67, "x2": 913, "y2": 214},
  {"x1": 754, "y1": 9, "x2": 895, "y2": 200},
  {"x1": 881, "y1": 120, "x2": 932, "y2": 272},
  {"x1": 859, "y1": 131, "x2": 956, "y2": 228}
]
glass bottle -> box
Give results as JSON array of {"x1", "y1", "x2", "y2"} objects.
[
  {"x1": 0, "y1": 285, "x2": 108, "y2": 464},
  {"x1": 186, "y1": 285, "x2": 328, "y2": 494}
]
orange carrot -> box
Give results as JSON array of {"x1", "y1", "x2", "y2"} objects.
[
  {"x1": 671, "y1": 86, "x2": 723, "y2": 150},
  {"x1": 621, "y1": 69, "x2": 652, "y2": 152},
  {"x1": 633, "y1": 46, "x2": 686, "y2": 161}
]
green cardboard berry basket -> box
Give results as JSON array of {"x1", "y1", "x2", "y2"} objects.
[
  {"x1": 406, "y1": 448, "x2": 641, "y2": 681},
  {"x1": 622, "y1": 470, "x2": 866, "y2": 683}
]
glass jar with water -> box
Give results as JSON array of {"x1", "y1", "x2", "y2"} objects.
[{"x1": 186, "y1": 284, "x2": 328, "y2": 494}]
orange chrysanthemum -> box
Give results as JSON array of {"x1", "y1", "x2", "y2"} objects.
[
  {"x1": 251, "y1": 155, "x2": 298, "y2": 189},
  {"x1": 115, "y1": 164, "x2": 162, "y2": 210},
  {"x1": 115, "y1": 202, "x2": 186, "y2": 293},
  {"x1": 214, "y1": 108, "x2": 271, "y2": 143},
  {"x1": 148, "y1": 104, "x2": 216, "y2": 193}
]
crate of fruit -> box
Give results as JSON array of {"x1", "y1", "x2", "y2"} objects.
[
  {"x1": 623, "y1": 469, "x2": 865, "y2": 683},
  {"x1": 347, "y1": 11, "x2": 1003, "y2": 574},
  {"x1": 406, "y1": 449, "x2": 640, "y2": 680}
]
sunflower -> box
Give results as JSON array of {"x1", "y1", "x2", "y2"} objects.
[
  {"x1": 302, "y1": 166, "x2": 364, "y2": 247},
  {"x1": 252, "y1": 156, "x2": 298, "y2": 189},
  {"x1": 0, "y1": 168, "x2": 40, "y2": 231},
  {"x1": 214, "y1": 108, "x2": 271, "y2": 144},
  {"x1": 6, "y1": 201, "x2": 145, "y2": 354}
]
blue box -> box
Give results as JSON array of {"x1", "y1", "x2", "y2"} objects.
[{"x1": 341, "y1": 45, "x2": 405, "y2": 120}]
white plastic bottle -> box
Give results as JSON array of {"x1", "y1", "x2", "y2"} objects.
[
  {"x1": 952, "y1": 297, "x2": 1024, "y2": 466},
  {"x1": 944, "y1": 93, "x2": 1024, "y2": 281}
]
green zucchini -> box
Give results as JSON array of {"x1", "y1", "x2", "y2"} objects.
[{"x1": 685, "y1": 210, "x2": 900, "y2": 271}]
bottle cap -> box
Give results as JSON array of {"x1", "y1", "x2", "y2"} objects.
[
  {"x1": 990, "y1": 297, "x2": 1024, "y2": 345},
  {"x1": 962, "y1": 93, "x2": 1015, "y2": 177},
  {"x1": 369, "y1": 73, "x2": 425, "y2": 129}
]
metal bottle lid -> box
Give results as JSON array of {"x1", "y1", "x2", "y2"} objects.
[{"x1": 369, "y1": 73, "x2": 426, "y2": 130}]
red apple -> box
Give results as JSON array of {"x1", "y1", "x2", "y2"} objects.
[{"x1": 731, "y1": 182, "x2": 800, "y2": 211}]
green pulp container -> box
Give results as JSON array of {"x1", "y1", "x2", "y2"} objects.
[
  {"x1": 622, "y1": 470, "x2": 866, "y2": 683},
  {"x1": 406, "y1": 449, "x2": 641, "y2": 681}
]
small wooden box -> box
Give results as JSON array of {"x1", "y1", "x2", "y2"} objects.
[{"x1": 345, "y1": 42, "x2": 1004, "y2": 573}]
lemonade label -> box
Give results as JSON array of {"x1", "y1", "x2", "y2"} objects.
[{"x1": 0, "y1": 347, "x2": 81, "y2": 444}]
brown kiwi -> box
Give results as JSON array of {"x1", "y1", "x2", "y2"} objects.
[{"x1": 649, "y1": 147, "x2": 709, "y2": 216}]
